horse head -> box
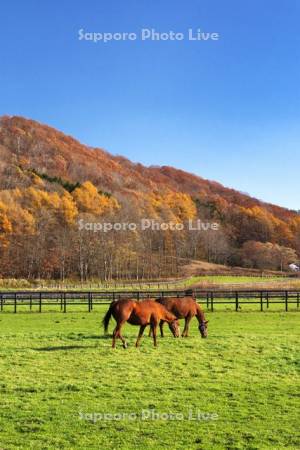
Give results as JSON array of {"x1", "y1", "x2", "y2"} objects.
[
  {"x1": 168, "y1": 316, "x2": 180, "y2": 337},
  {"x1": 199, "y1": 320, "x2": 209, "y2": 338}
]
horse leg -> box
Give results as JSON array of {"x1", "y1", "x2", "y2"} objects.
[
  {"x1": 112, "y1": 322, "x2": 127, "y2": 348},
  {"x1": 159, "y1": 320, "x2": 165, "y2": 337},
  {"x1": 136, "y1": 325, "x2": 147, "y2": 347},
  {"x1": 182, "y1": 314, "x2": 192, "y2": 337},
  {"x1": 182, "y1": 318, "x2": 188, "y2": 337},
  {"x1": 148, "y1": 319, "x2": 162, "y2": 338},
  {"x1": 150, "y1": 321, "x2": 158, "y2": 347},
  {"x1": 112, "y1": 325, "x2": 119, "y2": 348},
  {"x1": 118, "y1": 324, "x2": 128, "y2": 349}
]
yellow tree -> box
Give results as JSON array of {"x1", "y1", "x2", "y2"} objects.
[{"x1": 72, "y1": 181, "x2": 119, "y2": 215}]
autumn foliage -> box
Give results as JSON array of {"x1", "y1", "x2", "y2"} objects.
[{"x1": 0, "y1": 115, "x2": 299, "y2": 280}]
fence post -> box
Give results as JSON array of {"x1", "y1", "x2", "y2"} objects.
[
  {"x1": 260, "y1": 291, "x2": 263, "y2": 312},
  {"x1": 266, "y1": 292, "x2": 269, "y2": 309},
  {"x1": 63, "y1": 293, "x2": 67, "y2": 313},
  {"x1": 206, "y1": 293, "x2": 209, "y2": 310},
  {"x1": 235, "y1": 292, "x2": 239, "y2": 311},
  {"x1": 211, "y1": 292, "x2": 214, "y2": 312},
  {"x1": 0, "y1": 294, "x2": 3, "y2": 312}
]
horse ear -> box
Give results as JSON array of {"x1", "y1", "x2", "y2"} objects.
[{"x1": 205, "y1": 320, "x2": 209, "y2": 324}]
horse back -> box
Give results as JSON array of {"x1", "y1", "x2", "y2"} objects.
[
  {"x1": 111, "y1": 298, "x2": 136, "y2": 321},
  {"x1": 156, "y1": 296, "x2": 198, "y2": 318},
  {"x1": 134, "y1": 299, "x2": 176, "y2": 323}
]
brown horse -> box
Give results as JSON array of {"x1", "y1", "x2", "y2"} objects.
[
  {"x1": 155, "y1": 296, "x2": 209, "y2": 338},
  {"x1": 102, "y1": 299, "x2": 180, "y2": 348}
]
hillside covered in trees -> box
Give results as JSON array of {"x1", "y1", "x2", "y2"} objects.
[{"x1": 0, "y1": 115, "x2": 299, "y2": 280}]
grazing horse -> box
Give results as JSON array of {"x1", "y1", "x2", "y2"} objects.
[
  {"x1": 155, "y1": 296, "x2": 209, "y2": 338},
  {"x1": 102, "y1": 299, "x2": 180, "y2": 348}
]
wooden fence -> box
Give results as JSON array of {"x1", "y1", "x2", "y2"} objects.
[{"x1": 0, "y1": 289, "x2": 299, "y2": 313}]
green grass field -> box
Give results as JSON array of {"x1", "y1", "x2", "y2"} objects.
[
  {"x1": 190, "y1": 275, "x2": 287, "y2": 284},
  {"x1": 0, "y1": 309, "x2": 299, "y2": 449}
]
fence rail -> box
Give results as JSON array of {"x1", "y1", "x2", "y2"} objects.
[{"x1": 0, "y1": 289, "x2": 299, "y2": 313}]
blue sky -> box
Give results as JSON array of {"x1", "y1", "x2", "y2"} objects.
[{"x1": 1, "y1": 0, "x2": 299, "y2": 210}]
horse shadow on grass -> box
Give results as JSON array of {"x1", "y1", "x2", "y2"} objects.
[
  {"x1": 32, "y1": 334, "x2": 111, "y2": 352},
  {"x1": 78, "y1": 334, "x2": 111, "y2": 340},
  {"x1": 33, "y1": 344, "x2": 97, "y2": 352}
]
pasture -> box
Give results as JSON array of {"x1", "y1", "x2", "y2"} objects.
[
  {"x1": 0, "y1": 308, "x2": 299, "y2": 449},
  {"x1": 1, "y1": 274, "x2": 299, "y2": 292}
]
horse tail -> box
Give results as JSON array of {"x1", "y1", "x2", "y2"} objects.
[{"x1": 102, "y1": 302, "x2": 114, "y2": 334}]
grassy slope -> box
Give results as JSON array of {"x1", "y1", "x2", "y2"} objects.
[{"x1": 0, "y1": 309, "x2": 299, "y2": 450}]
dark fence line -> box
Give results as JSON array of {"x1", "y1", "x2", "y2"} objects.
[{"x1": 0, "y1": 289, "x2": 299, "y2": 313}]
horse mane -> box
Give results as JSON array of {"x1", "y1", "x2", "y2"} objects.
[
  {"x1": 165, "y1": 310, "x2": 177, "y2": 322},
  {"x1": 196, "y1": 303, "x2": 206, "y2": 323}
]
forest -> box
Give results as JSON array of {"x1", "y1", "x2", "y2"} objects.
[{"x1": 0, "y1": 115, "x2": 299, "y2": 280}]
